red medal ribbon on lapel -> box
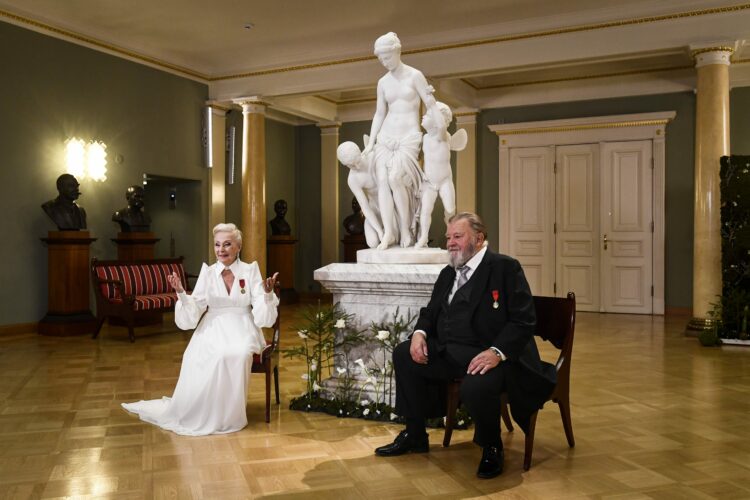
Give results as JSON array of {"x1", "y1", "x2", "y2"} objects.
[
  {"x1": 239, "y1": 279, "x2": 246, "y2": 294},
  {"x1": 492, "y1": 290, "x2": 499, "y2": 309}
]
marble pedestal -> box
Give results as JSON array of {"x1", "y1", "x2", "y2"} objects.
[{"x1": 313, "y1": 248, "x2": 448, "y2": 402}]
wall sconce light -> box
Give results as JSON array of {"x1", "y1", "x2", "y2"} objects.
[{"x1": 65, "y1": 137, "x2": 108, "y2": 182}]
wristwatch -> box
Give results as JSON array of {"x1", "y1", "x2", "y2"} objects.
[{"x1": 490, "y1": 347, "x2": 505, "y2": 360}]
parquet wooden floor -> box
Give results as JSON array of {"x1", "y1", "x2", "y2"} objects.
[{"x1": 2, "y1": 306, "x2": 750, "y2": 499}]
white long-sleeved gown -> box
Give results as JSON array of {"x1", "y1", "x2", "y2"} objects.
[{"x1": 121, "y1": 259, "x2": 279, "y2": 436}]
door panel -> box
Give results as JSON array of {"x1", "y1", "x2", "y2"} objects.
[
  {"x1": 556, "y1": 144, "x2": 599, "y2": 311},
  {"x1": 600, "y1": 141, "x2": 653, "y2": 313},
  {"x1": 508, "y1": 147, "x2": 554, "y2": 296}
]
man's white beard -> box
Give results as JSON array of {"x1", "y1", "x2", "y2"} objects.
[{"x1": 449, "y1": 238, "x2": 478, "y2": 268}]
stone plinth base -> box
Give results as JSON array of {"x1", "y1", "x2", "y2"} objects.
[
  {"x1": 357, "y1": 247, "x2": 448, "y2": 265},
  {"x1": 314, "y1": 260, "x2": 444, "y2": 401}
]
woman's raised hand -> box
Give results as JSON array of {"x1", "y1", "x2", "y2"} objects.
[
  {"x1": 167, "y1": 272, "x2": 185, "y2": 293},
  {"x1": 263, "y1": 272, "x2": 279, "y2": 294}
]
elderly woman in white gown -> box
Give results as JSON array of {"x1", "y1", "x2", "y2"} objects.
[{"x1": 122, "y1": 223, "x2": 279, "y2": 436}]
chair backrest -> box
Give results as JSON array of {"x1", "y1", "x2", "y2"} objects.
[{"x1": 533, "y1": 292, "x2": 576, "y2": 391}]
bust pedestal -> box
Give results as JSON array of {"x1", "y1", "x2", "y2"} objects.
[
  {"x1": 39, "y1": 231, "x2": 99, "y2": 336},
  {"x1": 342, "y1": 233, "x2": 367, "y2": 262},
  {"x1": 112, "y1": 232, "x2": 159, "y2": 260},
  {"x1": 267, "y1": 235, "x2": 298, "y2": 303}
]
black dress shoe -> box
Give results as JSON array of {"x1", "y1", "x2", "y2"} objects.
[
  {"x1": 375, "y1": 430, "x2": 429, "y2": 456},
  {"x1": 477, "y1": 446, "x2": 504, "y2": 478}
]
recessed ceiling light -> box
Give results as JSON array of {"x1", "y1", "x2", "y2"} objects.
[{"x1": 243, "y1": 22, "x2": 254, "y2": 30}]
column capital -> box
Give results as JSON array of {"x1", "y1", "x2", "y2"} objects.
[
  {"x1": 234, "y1": 97, "x2": 268, "y2": 114},
  {"x1": 689, "y1": 41, "x2": 737, "y2": 68},
  {"x1": 454, "y1": 108, "x2": 479, "y2": 125},
  {"x1": 317, "y1": 121, "x2": 342, "y2": 135},
  {"x1": 205, "y1": 101, "x2": 229, "y2": 116}
]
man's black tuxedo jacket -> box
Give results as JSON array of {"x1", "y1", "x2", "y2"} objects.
[{"x1": 414, "y1": 249, "x2": 556, "y2": 432}]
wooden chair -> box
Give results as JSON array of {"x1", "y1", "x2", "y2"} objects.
[
  {"x1": 251, "y1": 282, "x2": 281, "y2": 423},
  {"x1": 443, "y1": 292, "x2": 577, "y2": 471}
]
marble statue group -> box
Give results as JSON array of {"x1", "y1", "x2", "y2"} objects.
[{"x1": 337, "y1": 32, "x2": 466, "y2": 251}]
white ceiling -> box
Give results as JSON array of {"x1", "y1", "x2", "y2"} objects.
[{"x1": 2, "y1": 0, "x2": 749, "y2": 120}]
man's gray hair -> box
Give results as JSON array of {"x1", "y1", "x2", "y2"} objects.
[
  {"x1": 448, "y1": 212, "x2": 487, "y2": 241},
  {"x1": 213, "y1": 222, "x2": 242, "y2": 247}
]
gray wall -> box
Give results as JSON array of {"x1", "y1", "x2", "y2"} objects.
[
  {"x1": 296, "y1": 126, "x2": 322, "y2": 293},
  {"x1": 478, "y1": 92, "x2": 696, "y2": 309},
  {"x1": 143, "y1": 178, "x2": 204, "y2": 275},
  {"x1": 731, "y1": 86, "x2": 750, "y2": 154},
  {"x1": 0, "y1": 21, "x2": 208, "y2": 325}
]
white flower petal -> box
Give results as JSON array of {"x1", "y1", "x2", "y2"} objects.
[
  {"x1": 297, "y1": 330, "x2": 308, "y2": 339},
  {"x1": 363, "y1": 408, "x2": 370, "y2": 416},
  {"x1": 376, "y1": 330, "x2": 390, "y2": 341},
  {"x1": 336, "y1": 367, "x2": 347, "y2": 375},
  {"x1": 334, "y1": 319, "x2": 346, "y2": 328},
  {"x1": 360, "y1": 400, "x2": 369, "y2": 406},
  {"x1": 313, "y1": 382, "x2": 322, "y2": 391},
  {"x1": 390, "y1": 413, "x2": 398, "y2": 420},
  {"x1": 301, "y1": 374, "x2": 309, "y2": 380}
]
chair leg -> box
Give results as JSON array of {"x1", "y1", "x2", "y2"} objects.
[
  {"x1": 523, "y1": 411, "x2": 538, "y2": 471},
  {"x1": 442, "y1": 382, "x2": 460, "y2": 447},
  {"x1": 264, "y1": 368, "x2": 272, "y2": 423},
  {"x1": 500, "y1": 396, "x2": 514, "y2": 432},
  {"x1": 127, "y1": 318, "x2": 135, "y2": 343},
  {"x1": 558, "y1": 398, "x2": 575, "y2": 448},
  {"x1": 92, "y1": 317, "x2": 105, "y2": 339},
  {"x1": 273, "y1": 365, "x2": 280, "y2": 404}
]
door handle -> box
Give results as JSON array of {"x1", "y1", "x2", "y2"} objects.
[{"x1": 603, "y1": 234, "x2": 608, "y2": 250}]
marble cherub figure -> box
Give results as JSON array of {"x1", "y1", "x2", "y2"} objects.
[{"x1": 415, "y1": 102, "x2": 467, "y2": 249}]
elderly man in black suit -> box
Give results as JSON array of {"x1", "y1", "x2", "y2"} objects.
[{"x1": 375, "y1": 212, "x2": 556, "y2": 478}]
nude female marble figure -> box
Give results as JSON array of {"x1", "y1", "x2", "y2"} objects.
[{"x1": 362, "y1": 32, "x2": 441, "y2": 249}]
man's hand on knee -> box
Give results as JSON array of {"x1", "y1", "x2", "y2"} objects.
[
  {"x1": 410, "y1": 333, "x2": 429, "y2": 364},
  {"x1": 467, "y1": 349, "x2": 501, "y2": 375}
]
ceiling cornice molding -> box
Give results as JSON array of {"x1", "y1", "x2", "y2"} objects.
[
  {"x1": 0, "y1": 7, "x2": 209, "y2": 82},
  {"x1": 6, "y1": 2, "x2": 744, "y2": 86},
  {"x1": 211, "y1": 3, "x2": 750, "y2": 82}
]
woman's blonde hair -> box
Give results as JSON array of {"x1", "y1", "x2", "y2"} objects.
[{"x1": 213, "y1": 223, "x2": 242, "y2": 247}]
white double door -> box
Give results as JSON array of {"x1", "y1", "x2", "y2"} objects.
[{"x1": 508, "y1": 141, "x2": 653, "y2": 314}]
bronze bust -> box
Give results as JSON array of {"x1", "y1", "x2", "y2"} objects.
[
  {"x1": 41, "y1": 174, "x2": 87, "y2": 230},
  {"x1": 343, "y1": 196, "x2": 365, "y2": 236},
  {"x1": 269, "y1": 199, "x2": 291, "y2": 236},
  {"x1": 112, "y1": 185, "x2": 152, "y2": 232}
]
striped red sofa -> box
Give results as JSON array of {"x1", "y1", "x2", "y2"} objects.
[{"x1": 91, "y1": 258, "x2": 190, "y2": 342}]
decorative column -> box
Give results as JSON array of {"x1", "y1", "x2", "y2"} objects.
[
  {"x1": 207, "y1": 103, "x2": 228, "y2": 259},
  {"x1": 687, "y1": 44, "x2": 734, "y2": 333},
  {"x1": 236, "y1": 98, "x2": 268, "y2": 275},
  {"x1": 454, "y1": 109, "x2": 479, "y2": 214},
  {"x1": 319, "y1": 122, "x2": 341, "y2": 265}
]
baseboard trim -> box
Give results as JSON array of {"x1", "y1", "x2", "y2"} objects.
[
  {"x1": 665, "y1": 307, "x2": 691, "y2": 316},
  {"x1": 0, "y1": 322, "x2": 38, "y2": 336}
]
